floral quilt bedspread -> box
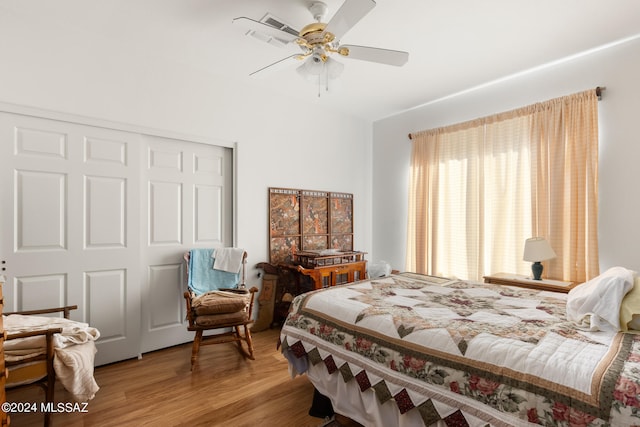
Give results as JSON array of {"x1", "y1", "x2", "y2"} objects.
[{"x1": 280, "y1": 273, "x2": 640, "y2": 426}]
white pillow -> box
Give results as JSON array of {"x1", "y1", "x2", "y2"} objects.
[
  {"x1": 620, "y1": 275, "x2": 640, "y2": 330},
  {"x1": 566, "y1": 266, "x2": 635, "y2": 332}
]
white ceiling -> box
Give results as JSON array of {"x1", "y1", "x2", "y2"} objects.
[{"x1": 4, "y1": 0, "x2": 640, "y2": 122}]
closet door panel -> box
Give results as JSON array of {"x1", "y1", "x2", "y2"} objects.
[
  {"x1": 140, "y1": 136, "x2": 233, "y2": 352},
  {"x1": 0, "y1": 112, "x2": 142, "y2": 365}
]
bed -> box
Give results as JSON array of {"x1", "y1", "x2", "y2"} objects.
[{"x1": 280, "y1": 269, "x2": 640, "y2": 426}]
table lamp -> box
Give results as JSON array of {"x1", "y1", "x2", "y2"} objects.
[{"x1": 523, "y1": 237, "x2": 556, "y2": 280}]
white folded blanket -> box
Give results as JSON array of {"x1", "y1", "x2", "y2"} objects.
[
  {"x1": 54, "y1": 341, "x2": 99, "y2": 402},
  {"x1": 566, "y1": 266, "x2": 635, "y2": 332},
  {"x1": 3, "y1": 314, "x2": 101, "y2": 401}
]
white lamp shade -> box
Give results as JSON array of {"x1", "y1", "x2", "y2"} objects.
[
  {"x1": 296, "y1": 56, "x2": 344, "y2": 80},
  {"x1": 523, "y1": 237, "x2": 556, "y2": 262},
  {"x1": 297, "y1": 57, "x2": 324, "y2": 77},
  {"x1": 325, "y1": 57, "x2": 344, "y2": 79}
]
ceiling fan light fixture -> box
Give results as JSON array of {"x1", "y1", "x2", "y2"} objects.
[
  {"x1": 325, "y1": 57, "x2": 344, "y2": 80},
  {"x1": 295, "y1": 63, "x2": 312, "y2": 80},
  {"x1": 297, "y1": 55, "x2": 325, "y2": 77},
  {"x1": 297, "y1": 55, "x2": 344, "y2": 97}
]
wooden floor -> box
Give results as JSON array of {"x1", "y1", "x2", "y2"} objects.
[{"x1": 6, "y1": 328, "x2": 335, "y2": 427}]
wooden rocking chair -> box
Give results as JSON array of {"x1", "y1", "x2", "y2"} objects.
[
  {"x1": 183, "y1": 249, "x2": 258, "y2": 370},
  {"x1": 4, "y1": 305, "x2": 78, "y2": 427}
]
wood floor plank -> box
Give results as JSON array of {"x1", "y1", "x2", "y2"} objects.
[{"x1": 5, "y1": 328, "x2": 330, "y2": 427}]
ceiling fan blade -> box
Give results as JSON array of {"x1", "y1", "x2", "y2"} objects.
[
  {"x1": 340, "y1": 45, "x2": 409, "y2": 66},
  {"x1": 324, "y1": 0, "x2": 376, "y2": 41},
  {"x1": 249, "y1": 54, "x2": 300, "y2": 77},
  {"x1": 232, "y1": 17, "x2": 300, "y2": 44}
]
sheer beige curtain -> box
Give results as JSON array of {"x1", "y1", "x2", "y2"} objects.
[
  {"x1": 529, "y1": 90, "x2": 600, "y2": 282},
  {"x1": 407, "y1": 89, "x2": 599, "y2": 282}
]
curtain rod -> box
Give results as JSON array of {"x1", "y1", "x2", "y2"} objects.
[{"x1": 408, "y1": 86, "x2": 606, "y2": 140}]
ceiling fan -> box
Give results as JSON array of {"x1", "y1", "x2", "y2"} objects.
[{"x1": 232, "y1": 0, "x2": 409, "y2": 92}]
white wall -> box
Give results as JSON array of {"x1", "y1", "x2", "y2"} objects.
[
  {"x1": 0, "y1": 31, "x2": 372, "y2": 289},
  {"x1": 372, "y1": 36, "x2": 640, "y2": 276}
]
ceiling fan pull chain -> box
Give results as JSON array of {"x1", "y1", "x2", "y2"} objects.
[{"x1": 325, "y1": 66, "x2": 330, "y2": 93}]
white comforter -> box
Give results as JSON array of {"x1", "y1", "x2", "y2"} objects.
[
  {"x1": 281, "y1": 273, "x2": 640, "y2": 427},
  {"x1": 3, "y1": 314, "x2": 100, "y2": 402}
]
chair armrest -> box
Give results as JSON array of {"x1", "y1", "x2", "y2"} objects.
[
  {"x1": 184, "y1": 291, "x2": 196, "y2": 327},
  {"x1": 4, "y1": 305, "x2": 78, "y2": 319},
  {"x1": 183, "y1": 291, "x2": 195, "y2": 309}
]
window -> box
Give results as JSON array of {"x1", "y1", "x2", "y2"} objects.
[{"x1": 407, "y1": 89, "x2": 599, "y2": 282}]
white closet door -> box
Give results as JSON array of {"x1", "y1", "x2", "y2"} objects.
[
  {"x1": 0, "y1": 112, "x2": 142, "y2": 366},
  {"x1": 140, "y1": 135, "x2": 233, "y2": 353}
]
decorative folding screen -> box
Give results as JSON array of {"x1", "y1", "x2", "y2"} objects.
[{"x1": 269, "y1": 187, "x2": 354, "y2": 264}]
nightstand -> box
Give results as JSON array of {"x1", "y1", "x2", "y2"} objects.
[{"x1": 483, "y1": 272, "x2": 575, "y2": 293}]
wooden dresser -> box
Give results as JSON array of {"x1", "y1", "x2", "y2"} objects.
[
  {"x1": 291, "y1": 251, "x2": 367, "y2": 289},
  {"x1": 293, "y1": 261, "x2": 367, "y2": 289},
  {"x1": 257, "y1": 252, "x2": 368, "y2": 327}
]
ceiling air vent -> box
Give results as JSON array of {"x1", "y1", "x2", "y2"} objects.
[{"x1": 246, "y1": 13, "x2": 299, "y2": 48}]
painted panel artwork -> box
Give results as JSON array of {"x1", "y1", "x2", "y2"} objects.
[
  {"x1": 269, "y1": 188, "x2": 354, "y2": 264},
  {"x1": 330, "y1": 195, "x2": 353, "y2": 234},
  {"x1": 270, "y1": 236, "x2": 300, "y2": 264},
  {"x1": 269, "y1": 190, "x2": 300, "y2": 236},
  {"x1": 302, "y1": 193, "x2": 328, "y2": 235},
  {"x1": 304, "y1": 235, "x2": 328, "y2": 251},
  {"x1": 330, "y1": 234, "x2": 352, "y2": 251}
]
